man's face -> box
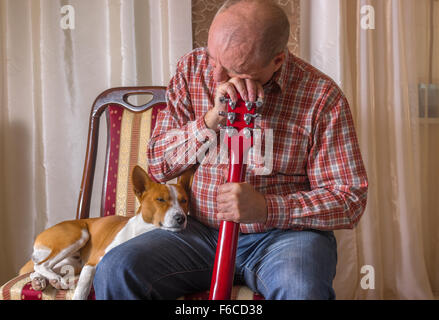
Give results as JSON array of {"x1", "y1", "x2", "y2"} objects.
[{"x1": 207, "y1": 29, "x2": 280, "y2": 86}]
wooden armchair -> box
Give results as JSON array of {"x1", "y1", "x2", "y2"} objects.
[{"x1": 0, "y1": 86, "x2": 263, "y2": 300}]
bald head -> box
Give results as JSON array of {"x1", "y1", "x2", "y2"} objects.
[{"x1": 208, "y1": 0, "x2": 290, "y2": 69}]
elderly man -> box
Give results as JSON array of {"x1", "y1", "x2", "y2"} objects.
[{"x1": 94, "y1": 0, "x2": 368, "y2": 300}]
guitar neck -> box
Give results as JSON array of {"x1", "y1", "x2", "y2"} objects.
[
  {"x1": 227, "y1": 143, "x2": 248, "y2": 183},
  {"x1": 209, "y1": 154, "x2": 247, "y2": 300}
]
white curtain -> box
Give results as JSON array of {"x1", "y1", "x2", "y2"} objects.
[
  {"x1": 300, "y1": 0, "x2": 436, "y2": 299},
  {"x1": 0, "y1": 0, "x2": 192, "y2": 285}
]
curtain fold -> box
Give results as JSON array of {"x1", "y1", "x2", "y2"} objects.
[
  {"x1": 301, "y1": 0, "x2": 435, "y2": 299},
  {"x1": 0, "y1": 0, "x2": 192, "y2": 285}
]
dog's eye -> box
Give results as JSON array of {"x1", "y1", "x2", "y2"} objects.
[
  {"x1": 156, "y1": 198, "x2": 165, "y2": 202},
  {"x1": 180, "y1": 199, "x2": 187, "y2": 204}
]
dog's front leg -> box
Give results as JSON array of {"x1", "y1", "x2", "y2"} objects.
[{"x1": 72, "y1": 264, "x2": 96, "y2": 300}]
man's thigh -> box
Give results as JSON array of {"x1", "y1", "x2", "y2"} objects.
[
  {"x1": 238, "y1": 229, "x2": 337, "y2": 300},
  {"x1": 94, "y1": 216, "x2": 218, "y2": 299}
]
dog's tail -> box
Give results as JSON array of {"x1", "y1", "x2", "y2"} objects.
[{"x1": 19, "y1": 259, "x2": 34, "y2": 275}]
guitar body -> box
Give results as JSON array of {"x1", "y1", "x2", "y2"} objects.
[{"x1": 209, "y1": 95, "x2": 260, "y2": 300}]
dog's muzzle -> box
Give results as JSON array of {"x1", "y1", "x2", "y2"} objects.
[{"x1": 161, "y1": 210, "x2": 187, "y2": 231}]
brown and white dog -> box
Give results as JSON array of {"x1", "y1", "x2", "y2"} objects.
[{"x1": 19, "y1": 165, "x2": 192, "y2": 300}]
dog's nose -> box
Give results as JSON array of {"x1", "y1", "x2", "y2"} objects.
[{"x1": 175, "y1": 214, "x2": 186, "y2": 225}]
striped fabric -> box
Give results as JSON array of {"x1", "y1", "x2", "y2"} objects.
[
  {"x1": 0, "y1": 272, "x2": 94, "y2": 300},
  {"x1": 103, "y1": 104, "x2": 166, "y2": 217},
  {"x1": 0, "y1": 99, "x2": 262, "y2": 300},
  {"x1": 0, "y1": 271, "x2": 256, "y2": 300}
]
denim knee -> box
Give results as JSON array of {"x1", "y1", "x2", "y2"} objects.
[
  {"x1": 94, "y1": 244, "x2": 151, "y2": 299},
  {"x1": 94, "y1": 247, "x2": 121, "y2": 283},
  {"x1": 242, "y1": 229, "x2": 337, "y2": 300},
  {"x1": 268, "y1": 269, "x2": 336, "y2": 300}
]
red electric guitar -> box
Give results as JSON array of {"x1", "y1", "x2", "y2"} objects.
[{"x1": 209, "y1": 94, "x2": 262, "y2": 300}]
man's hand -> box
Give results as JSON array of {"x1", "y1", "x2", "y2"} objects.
[
  {"x1": 216, "y1": 182, "x2": 268, "y2": 224},
  {"x1": 204, "y1": 77, "x2": 264, "y2": 131}
]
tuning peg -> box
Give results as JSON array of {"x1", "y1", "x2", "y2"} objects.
[
  {"x1": 227, "y1": 112, "x2": 236, "y2": 124},
  {"x1": 255, "y1": 100, "x2": 263, "y2": 108},
  {"x1": 218, "y1": 111, "x2": 227, "y2": 117},
  {"x1": 243, "y1": 113, "x2": 261, "y2": 125},
  {"x1": 245, "y1": 101, "x2": 254, "y2": 111},
  {"x1": 219, "y1": 96, "x2": 239, "y2": 110}
]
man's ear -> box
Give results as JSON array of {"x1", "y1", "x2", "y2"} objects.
[
  {"x1": 177, "y1": 165, "x2": 197, "y2": 195},
  {"x1": 273, "y1": 51, "x2": 286, "y2": 72},
  {"x1": 131, "y1": 165, "x2": 153, "y2": 200}
]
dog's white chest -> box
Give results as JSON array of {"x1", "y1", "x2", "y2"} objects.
[{"x1": 104, "y1": 215, "x2": 156, "y2": 255}]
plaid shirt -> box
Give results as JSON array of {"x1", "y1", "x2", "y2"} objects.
[{"x1": 147, "y1": 47, "x2": 368, "y2": 233}]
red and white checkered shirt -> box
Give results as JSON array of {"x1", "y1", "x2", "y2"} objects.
[{"x1": 147, "y1": 47, "x2": 368, "y2": 233}]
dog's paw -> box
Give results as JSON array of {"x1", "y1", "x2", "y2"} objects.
[
  {"x1": 49, "y1": 277, "x2": 73, "y2": 290},
  {"x1": 31, "y1": 277, "x2": 47, "y2": 291},
  {"x1": 49, "y1": 278, "x2": 63, "y2": 290}
]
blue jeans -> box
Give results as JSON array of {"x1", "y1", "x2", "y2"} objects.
[{"x1": 94, "y1": 216, "x2": 337, "y2": 300}]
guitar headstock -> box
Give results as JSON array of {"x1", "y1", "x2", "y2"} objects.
[
  {"x1": 219, "y1": 94, "x2": 262, "y2": 139},
  {"x1": 218, "y1": 94, "x2": 262, "y2": 178}
]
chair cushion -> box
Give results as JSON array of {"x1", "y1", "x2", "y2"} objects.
[
  {"x1": 1, "y1": 273, "x2": 262, "y2": 300},
  {"x1": 0, "y1": 273, "x2": 95, "y2": 300}
]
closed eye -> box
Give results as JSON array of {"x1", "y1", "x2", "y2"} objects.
[
  {"x1": 156, "y1": 198, "x2": 165, "y2": 202},
  {"x1": 180, "y1": 199, "x2": 187, "y2": 204}
]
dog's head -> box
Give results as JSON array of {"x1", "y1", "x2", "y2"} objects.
[{"x1": 131, "y1": 165, "x2": 194, "y2": 232}]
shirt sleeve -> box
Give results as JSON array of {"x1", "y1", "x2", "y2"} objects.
[
  {"x1": 147, "y1": 61, "x2": 216, "y2": 182},
  {"x1": 264, "y1": 92, "x2": 368, "y2": 230}
]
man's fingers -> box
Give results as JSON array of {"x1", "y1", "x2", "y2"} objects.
[
  {"x1": 216, "y1": 193, "x2": 228, "y2": 204},
  {"x1": 217, "y1": 201, "x2": 236, "y2": 213},
  {"x1": 217, "y1": 210, "x2": 239, "y2": 223},
  {"x1": 215, "y1": 77, "x2": 263, "y2": 112},
  {"x1": 256, "y1": 81, "x2": 265, "y2": 102},
  {"x1": 216, "y1": 82, "x2": 237, "y2": 107},
  {"x1": 245, "y1": 79, "x2": 259, "y2": 102},
  {"x1": 218, "y1": 182, "x2": 239, "y2": 194},
  {"x1": 228, "y1": 78, "x2": 248, "y2": 101}
]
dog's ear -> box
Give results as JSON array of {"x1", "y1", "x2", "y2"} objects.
[
  {"x1": 177, "y1": 165, "x2": 197, "y2": 194},
  {"x1": 132, "y1": 165, "x2": 154, "y2": 200}
]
